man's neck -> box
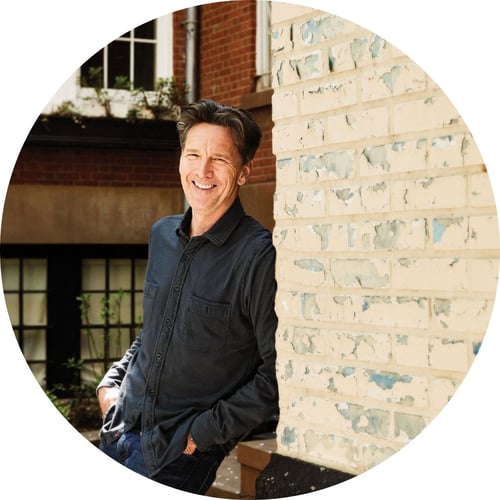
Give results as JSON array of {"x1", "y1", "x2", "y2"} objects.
[
  {"x1": 189, "y1": 215, "x2": 213, "y2": 237},
  {"x1": 188, "y1": 197, "x2": 238, "y2": 237}
]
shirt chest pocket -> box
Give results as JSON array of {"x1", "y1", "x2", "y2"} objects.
[{"x1": 183, "y1": 295, "x2": 231, "y2": 352}]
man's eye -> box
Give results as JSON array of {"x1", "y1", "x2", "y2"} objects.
[{"x1": 186, "y1": 153, "x2": 199, "y2": 159}]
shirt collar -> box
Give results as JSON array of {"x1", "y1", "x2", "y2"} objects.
[{"x1": 176, "y1": 197, "x2": 246, "y2": 246}]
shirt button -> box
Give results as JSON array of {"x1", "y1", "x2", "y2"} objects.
[
  {"x1": 156, "y1": 353, "x2": 162, "y2": 361},
  {"x1": 148, "y1": 386, "x2": 155, "y2": 395}
]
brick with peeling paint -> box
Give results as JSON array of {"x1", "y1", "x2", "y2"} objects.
[
  {"x1": 360, "y1": 139, "x2": 427, "y2": 176},
  {"x1": 302, "y1": 78, "x2": 358, "y2": 112},
  {"x1": 363, "y1": 444, "x2": 399, "y2": 470},
  {"x1": 359, "y1": 295, "x2": 429, "y2": 329},
  {"x1": 394, "y1": 412, "x2": 428, "y2": 441},
  {"x1": 467, "y1": 215, "x2": 500, "y2": 250},
  {"x1": 302, "y1": 430, "x2": 360, "y2": 470},
  {"x1": 394, "y1": 334, "x2": 429, "y2": 368},
  {"x1": 331, "y1": 258, "x2": 390, "y2": 288},
  {"x1": 469, "y1": 172, "x2": 496, "y2": 207},
  {"x1": 392, "y1": 175, "x2": 466, "y2": 211},
  {"x1": 392, "y1": 257, "x2": 468, "y2": 291},
  {"x1": 359, "y1": 218, "x2": 427, "y2": 251},
  {"x1": 299, "y1": 149, "x2": 355, "y2": 182},
  {"x1": 360, "y1": 369, "x2": 428, "y2": 408},
  {"x1": 327, "y1": 106, "x2": 390, "y2": 143},
  {"x1": 361, "y1": 62, "x2": 426, "y2": 101},
  {"x1": 392, "y1": 95, "x2": 461, "y2": 134},
  {"x1": 429, "y1": 336, "x2": 468, "y2": 371},
  {"x1": 431, "y1": 297, "x2": 494, "y2": 333}
]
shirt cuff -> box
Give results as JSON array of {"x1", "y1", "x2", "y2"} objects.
[{"x1": 190, "y1": 411, "x2": 224, "y2": 452}]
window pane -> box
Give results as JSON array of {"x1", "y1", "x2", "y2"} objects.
[
  {"x1": 109, "y1": 328, "x2": 128, "y2": 358},
  {"x1": 82, "y1": 259, "x2": 105, "y2": 290},
  {"x1": 109, "y1": 259, "x2": 131, "y2": 290},
  {"x1": 108, "y1": 40, "x2": 130, "y2": 87},
  {"x1": 84, "y1": 293, "x2": 106, "y2": 324},
  {"x1": 23, "y1": 329, "x2": 46, "y2": 361},
  {"x1": 1, "y1": 258, "x2": 19, "y2": 289},
  {"x1": 4, "y1": 293, "x2": 19, "y2": 326},
  {"x1": 30, "y1": 363, "x2": 46, "y2": 387},
  {"x1": 81, "y1": 328, "x2": 105, "y2": 360},
  {"x1": 23, "y1": 259, "x2": 47, "y2": 290},
  {"x1": 23, "y1": 293, "x2": 47, "y2": 326},
  {"x1": 134, "y1": 291, "x2": 144, "y2": 326},
  {"x1": 81, "y1": 362, "x2": 104, "y2": 385},
  {"x1": 135, "y1": 259, "x2": 147, "y2": 287},
  {"x1": 135, "y1": 20, "x2": 155, "y2": 39},
  {"x1": 134, "y1": 42, "x2": 155, "y2": 90},
  {"x1": 81, "y1": 49, "x2": 104, "y2": 87},
  {"x1": 109, "y1": 293, "x2": 131, "y2": 325}
]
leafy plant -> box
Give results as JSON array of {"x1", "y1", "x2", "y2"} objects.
[
  {"x1": 79, "y1": 66, "x2": 131, "y2": 117},
  {"x1": 48, "y1": 289, "x2": 139, "y2": 430},
  {"x1": 45, "y1": 388, "x2": 72, "y2": 420},
  {"x1": 52, "y1": 100, "x2": 82, "y2": 120},
  {"x1": 129, "y1": 76, "x2": 187, "y2": 120},
  {"x1": 77, "y1": 289, "x2": 130, "y2": 380}
]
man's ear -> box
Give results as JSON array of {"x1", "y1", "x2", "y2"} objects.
[{"x1": 237, "y1": 161, "x2": 252, "y2": 186}]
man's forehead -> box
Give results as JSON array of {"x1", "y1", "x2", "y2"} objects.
[{"x1": 184, "y1": 123, "x2": 237, "y2": 150}]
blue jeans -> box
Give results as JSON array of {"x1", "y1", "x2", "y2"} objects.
[{"x1": 100, "y1": 431, "x2": 226, "y2": 495}]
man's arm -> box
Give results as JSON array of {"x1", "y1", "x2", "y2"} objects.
[
  {"x1": 189, "y1": 240, "x2": 279, "y2": 451},
  {"x1": 97, "y1": 386, "x2": 121, "y2": 417},
  {"x1": 95, "y1": 335, "x2": 142, "y2": 417}
]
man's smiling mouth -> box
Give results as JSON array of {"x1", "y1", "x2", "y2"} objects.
[{"x1": 193, "y1": 181, "x2": 216, "y2": 190}]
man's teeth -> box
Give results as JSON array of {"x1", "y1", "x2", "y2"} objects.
[{"x1": 194, "y1": 181, "x2": 215, "y2": 190}]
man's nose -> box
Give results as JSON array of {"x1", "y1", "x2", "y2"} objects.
[{"x1": 197, "y1": 157, "x2": 213, "y2": 177}]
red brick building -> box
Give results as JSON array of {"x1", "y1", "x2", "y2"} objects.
[{"x1": 1, "y1": 1, "x2": 275, "y2": 395}]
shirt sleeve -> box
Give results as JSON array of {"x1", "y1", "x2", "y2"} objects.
[
  {"x1": 189, "y1": 239, "x2": 279, "y2": 451},
  {"x1": 96, "y1": 334, "x2": 142, "y2": 394}
]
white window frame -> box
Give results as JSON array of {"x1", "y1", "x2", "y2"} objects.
[{"x1": 256, "y1": 1, "x2": 272, "y2": 90}]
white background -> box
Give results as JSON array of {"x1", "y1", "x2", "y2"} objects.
[{"x1": 1, "y1": 1, "x2": 498, "y2": 498}]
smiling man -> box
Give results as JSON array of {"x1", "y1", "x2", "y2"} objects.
[{"x1": 96, "y1": 99, "x2": 279, "y2": 495}]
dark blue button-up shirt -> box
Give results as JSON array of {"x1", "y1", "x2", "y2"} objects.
[{"x1": 98, "y1": 197, "x2": 278, "y2": 476}]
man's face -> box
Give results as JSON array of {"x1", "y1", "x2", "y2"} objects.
[{"x1": 179, "y1": 122, "x2": 251, "y2": 222}]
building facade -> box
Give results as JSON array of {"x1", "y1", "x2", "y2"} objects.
[
  {"x1": 262, "y1": 2, "x2": 500, "y2": 495},
  {"x1": 1, "y1": 1, "x2": 274, "y2": 395}
]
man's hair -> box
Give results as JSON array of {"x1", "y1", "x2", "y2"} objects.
[{"x1": 177, "y1": 99, "x2": 262, "y2": 166}]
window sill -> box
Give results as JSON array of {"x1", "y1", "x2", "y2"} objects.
[{"x1": 240, "y1": 88, "x2": 273, "y2": 111}]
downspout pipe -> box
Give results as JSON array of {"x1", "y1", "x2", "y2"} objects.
[
  {"x1": 185, "y1": 6, "x2": 199, "y2": 104},
  {"x1": 183, "y1": 6, "x2": 200, "y2": 212}
]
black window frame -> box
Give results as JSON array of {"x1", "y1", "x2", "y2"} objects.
[{"x1": 1, "y1": 244, "x2": 147, "y2": 396}]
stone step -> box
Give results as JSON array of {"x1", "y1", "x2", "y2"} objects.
[{"x1": 207, "y1": 438, "x2": 276, "y2": 499}]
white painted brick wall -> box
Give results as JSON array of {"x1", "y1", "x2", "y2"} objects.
[{"x1": 271, "y1": 4, "x2": 500, "y2": 476}]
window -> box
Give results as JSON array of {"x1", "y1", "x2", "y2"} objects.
[
  {"x1": 79, "y1": 257, "x2": 147, "y2": 385},
  {"x1": 1, "y1": 245, "x2": 147, "y2": 394},
  {"x1": 2, "y1": 258, "x2": 48, "y2": 386},
  {"x1": 256, "y1": 1, "x2": 272, "y2": 90},
  {"x1": 81, "y1": 20, "x2": 157, "y2": 90}
]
